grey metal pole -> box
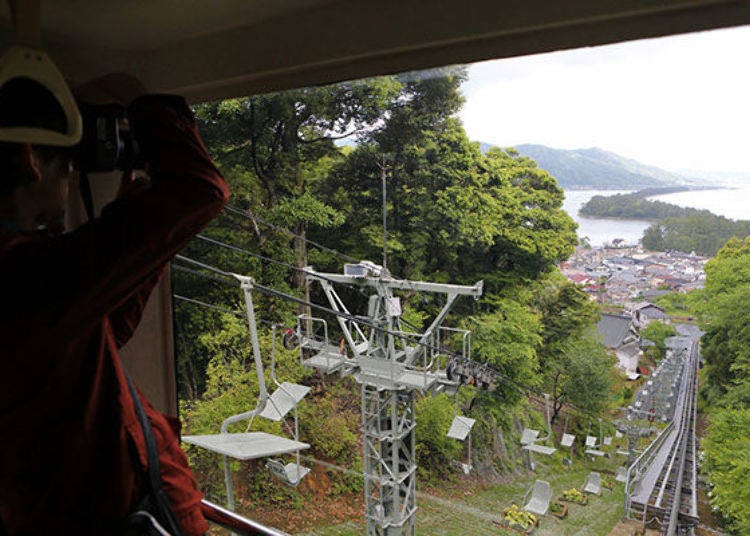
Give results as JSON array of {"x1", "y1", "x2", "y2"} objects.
[{"x1": 382, "y1": 157, "x2": 387, "y2": 271}]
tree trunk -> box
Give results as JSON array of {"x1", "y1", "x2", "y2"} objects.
[{"x1": 294, "y1": 221, "x2": 312, "y2": 319}]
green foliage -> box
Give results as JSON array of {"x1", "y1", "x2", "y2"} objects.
[
  {"x1": 299, "y1": 383, "x2": 359, "y2": 464},
  {"x1": 653, "y1": 291, "x2": 699, "y2": 318},
  {"x1": 465, "y1": 299, "x2": 542, "y2": 407},
  {"x1": 559, "y1": 333, "x2": 615, "y2": 418},
  {"x1": 502, "y1": 504, "x2": 537, "y2": 529},
  {"x1": 643, "y1": 214, "x2": 750, "y2": 257},
  {"x1": 700, "y1": 237, "x2": 750, "y2": 407},
  {"x1": 641, "y1": 321, "x2": 677, "y2": 362},
  {"x1": 702, "y1": 408, "x2": 750, "y2": 534},
  {"x1": 562, "y1": 488, "x2": 586, "y2": 503},
  {"x1": 415, "y1": 393, "x2": 462, "y2": 473}
]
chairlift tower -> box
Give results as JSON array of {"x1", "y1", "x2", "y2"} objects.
[{"x1": 303, "y1": 262, "x2": 482, "y2": 535}]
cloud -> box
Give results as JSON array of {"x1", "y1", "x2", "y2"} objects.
[{"x1": 459, "y1": 26, "x2": 750, "y2": 174}]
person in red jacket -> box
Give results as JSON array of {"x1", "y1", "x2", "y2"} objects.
[{"x1": 0, "y1": 76, "x2": 229, "y2": 534}]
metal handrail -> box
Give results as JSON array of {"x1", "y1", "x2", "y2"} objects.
[{"x1": 202, "y1": 499, "x2": 290, "y2": 536}]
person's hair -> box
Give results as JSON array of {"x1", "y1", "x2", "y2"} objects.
[{"x1": 0, "y1": 77, "x2": 72, "y2": 198}]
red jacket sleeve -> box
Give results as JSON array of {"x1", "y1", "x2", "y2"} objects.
[{"x1": 0, "y1": 95, "x2": 229, "y2": 348}]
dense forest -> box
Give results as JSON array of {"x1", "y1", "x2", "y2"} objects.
[
  {"x1": 654, "y1": 238, "x2": 750, "y2": 534},
  {"x1": 679, "y1": 237, "x2": 750, "y2": 534},
  {"x1": 580, "y1": 190, "x2": 750, "y2": 255},
  {"x1": 172, "y1": 68, "x2": 616, "y2": 511}
]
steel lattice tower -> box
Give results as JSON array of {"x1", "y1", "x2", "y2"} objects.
[{"x1": 304, "y1": 264, "x2": 482, "y2": 535}]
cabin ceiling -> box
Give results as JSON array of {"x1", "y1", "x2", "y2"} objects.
[{"x1": 0, "y1": 0, "x2": 749, "y2": 102}]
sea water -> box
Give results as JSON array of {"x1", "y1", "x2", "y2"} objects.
[{"x1": 562, "y1": 186, "x2": 750, "y2": 248}]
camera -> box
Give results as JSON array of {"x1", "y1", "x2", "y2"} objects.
[{"x1": 75, "y1": 102, "x2": 142, "y2": 173}]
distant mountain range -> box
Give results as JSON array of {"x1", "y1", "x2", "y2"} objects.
[{"x1": 479, "y1": 143, "x2": 705, "y2": 190}]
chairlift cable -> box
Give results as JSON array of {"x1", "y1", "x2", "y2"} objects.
[
  {"x1": 173, "y1": 294, "x2": 244, "y2": 317},
  {"x1": 173, "y1": 255, "x2": 595, "y2": 416},
  {"x1": 222, "y1": 205, "x2": 358, "y2": 262},
  {"x1": 193, "y1": 234, "x2": 368, "y2": 295}
]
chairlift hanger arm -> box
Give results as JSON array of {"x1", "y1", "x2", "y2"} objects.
[{"x1": 307, "y1": 271, "x2": 483, "y2": 297}]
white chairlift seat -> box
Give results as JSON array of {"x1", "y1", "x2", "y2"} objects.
[
  {"x1": 258, "y1": 382, "x2": 311, "y2": 421},
  {"x1": 561, "y1": 433, "x2": 575, "y2": 448},
  {"x1": 615, "y1": 466, "x2": 628, "y2": 483},
  {"x1": 523, "y1": 444, "x2": 557, "y2": 456},
  {"x1": 582, "y1": 471, "x2": 602, "y2": 495},
  {"x1": 523, "y1": 480, "x2": 552, "y2": 516},
  {"x1": 520, "y1": 428, "x2": 540, "y2": 445},
  {"x1": 182, "y1": 432, "x2": 310, "y2": 460},
  {"x1": 616, "y1": 449, "x2": 630, "y2": 456},
  {"x1": 603, "y1": 436, "x2": 613, "y2": 446},
  {"x1": 585, "y1": 435, "x2": 605, "y2": 457},
  {"x1": 266, "y1": 459, "x2": 311, "y2": 486},
  {"x1": 452, "y1": 461, "x2": 472, "y2": 475},
  {"x1": 447, "y1": 416, "x2": 476, "y2": 441}
]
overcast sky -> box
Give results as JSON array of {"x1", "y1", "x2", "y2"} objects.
[{"x1": 459, "y1": 25, "x2": 750, "y2": 177}]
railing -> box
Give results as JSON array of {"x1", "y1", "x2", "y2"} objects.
[
  {"x1": 623, "y1": 416, "x2": 675, "y2": 516},
  {"x1": 202, "y1": 499, "x2": 290, "y2": 536}
]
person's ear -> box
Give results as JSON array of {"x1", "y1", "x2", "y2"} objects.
[{"x1": 17, "y1": 143, "x2": 42, "y2": 183}]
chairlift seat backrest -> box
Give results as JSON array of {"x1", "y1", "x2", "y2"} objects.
[
  {"x1": 585, "y1": 435, "x2": 598, "y2": 448},
  {"x1": 561, "y1": 433, "x2": 575, "y2": 447},
  {"x1": 259, "y1": 382, "x2": 311, "y2": 421},
  {"x1": 582, "y1": 471, "x2": 602, "y2": 495},
  {"x1": 523, "y1": 479, "x2": 552, "y2": 516},
  {"x1": 447, "y1": 416, "x2": 476, "y2": 441},
  {"x1": 521, "y1": 428, "x2": 540, "y2": 445},
  {"x1": 603, "y1": 436, "x2": 613, "y2": 446},
  {"x1": 616, "y1": 466, "x2": 627, "y2": 482},
  {"x1": 266, "y1": 459, "x2": 311, "y2": 486}
]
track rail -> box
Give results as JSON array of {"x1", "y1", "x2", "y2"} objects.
[{"x1": 625, "y1": 338, "x2": 699, "y2": 535}]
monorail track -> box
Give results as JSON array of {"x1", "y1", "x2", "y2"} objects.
[{"x1": 625, "y1": 337, "x2": 699, "y2": 535}]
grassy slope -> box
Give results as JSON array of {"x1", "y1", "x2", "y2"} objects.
[{"x1": 299, "y1": 453, "x2": 626, "y2": 535}]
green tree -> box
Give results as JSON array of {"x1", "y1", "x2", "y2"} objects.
[
  {"x1": 641, "y1": 321, "x2": 677, "y2": 362},
  {"x1": 702, "y1": 408, "x2": 750, "y2": 534}
]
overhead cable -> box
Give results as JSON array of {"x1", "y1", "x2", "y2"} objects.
[
  {"x1": 222, "y1": 205, "x2": 358, "y2": 262},
  {"x1": 172, "y1": 255, "x2": 573, "y2": 409},
  {"x1": 193, "y1": 234, "x2": 368, "y2": 295}
]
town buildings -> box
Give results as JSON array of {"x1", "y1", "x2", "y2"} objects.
[{"x1": 560, "y1": 246, "x2": 707, "y2": 306}]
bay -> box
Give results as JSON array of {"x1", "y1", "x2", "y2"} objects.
[
  {"x1": 562, "y1": 190, "x2": 650, "y2": 247},
  {"x1": 562, "y1": 186, "x2": 750, "y2": 248}
]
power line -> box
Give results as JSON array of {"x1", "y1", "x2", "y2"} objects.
[
  {"x1": 222, "y1": 205, "x2": 358, "y2": 263},
  {"x1": 173, "y1": 294, "x2": 243, "y2": 317},
  {"x1": 193, "y1": 234, "x2": 368, "y2": 295},
  {"x1": 172, "y1": 255, "x2": 568, "y2": 409}
]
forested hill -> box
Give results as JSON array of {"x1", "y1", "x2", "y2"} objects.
[{"x1": 506, "y1": 144, "x2": 699, "y2": 190}]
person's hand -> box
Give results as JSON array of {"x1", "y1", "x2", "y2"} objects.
[
  {"x1": 74, "y1": 73, "x2": 147, "y2": 106},
  {"x1": 116, "y1": 170, "x2": 150, "y2": 200}
]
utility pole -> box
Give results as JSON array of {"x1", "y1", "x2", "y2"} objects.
[{"x1": 379, "y1": 155, "x2": 388, "y2": 271}]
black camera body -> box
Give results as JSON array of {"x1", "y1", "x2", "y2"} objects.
[{"x1": 76, "y1": 103, "x2": 142, "y2": 173}]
